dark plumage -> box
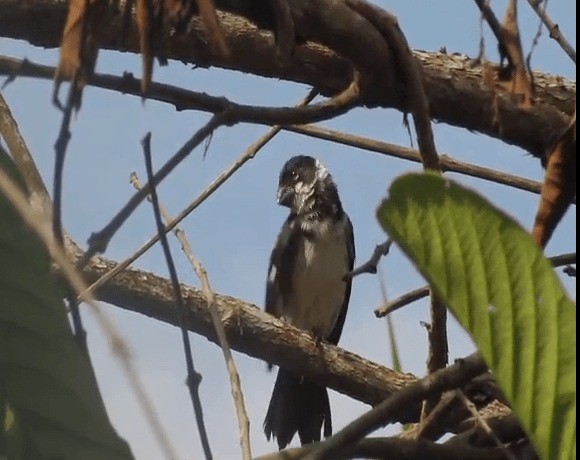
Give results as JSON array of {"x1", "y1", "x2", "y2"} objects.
[{"x1": 263, "y1": 155, "x2": 355, "y2": 449}]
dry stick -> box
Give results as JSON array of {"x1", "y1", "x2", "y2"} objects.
[
  {"x1": 141, "y1": 133, "x2": 213, "y2": 460},
  {"x1": 474, "y1": 0, "x2": 505, "y2": 46},
  {"x1": 52, "y1": 70, "x2": 89, "y2": 353},
  {"x1": 0, "y1": 56, "x2": 561, "y2": 199},
  {"x1": 0, "y1": 92, "x2": 50, "y2": 203},
  {"x1": 286, "y1": 125, "x2": 554, "y2": 199},
  {"x1": 375, "y1": 286, "x2": 431, "y2": 318},
  {"x1": 130, "y1": 173, "x2": 252, "y2": 460},
  {"x1": 343, "y1": 0, "x2": 448, "y2": 416},
  {"x1": 525, "y1": 0, "x2": 576, "y2": 63},
  {"x1": 345, "y1": 239, "x2": 392, "y2": 279},
  {"x1": 80, "y1": 80, "x2": 358, "y2": 266},
  {"x1": 455, "y1": 390, "x2": 517, "y2": 460},
  {"x1": 0, "y1": 166, "x2": 178, "y2": 460},
  {"x1": 305, "y1": 353, "x2": 488, "y2": 459},
  {"x1": 78, "y1": 89, "x2": 318, "y2": 299},
  {"x1": 80, "y1": 113, "x2": 224, "y2": 266},
  {"x1": 375, "y1": 251, "x2": 576, "y2": 318},
  {"x1": 0, "y1": 57, "x2": 554, "y2": 198}
]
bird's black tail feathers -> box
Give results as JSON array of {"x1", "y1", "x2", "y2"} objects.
[{"x1": 263, "y1": 368, "x2": 332, "y2": 450}]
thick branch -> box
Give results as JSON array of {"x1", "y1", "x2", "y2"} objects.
[
  {"x1": 0, "y1": 0, "x2": 574, "y2": 158},
  {"x1": 79, "y1": 252, "x2": 425, "y2": 420}
]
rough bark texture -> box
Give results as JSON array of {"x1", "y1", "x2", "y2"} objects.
[
  {"x1": 82, "y1": 253, "x2": 424, "y2": 420},
  {"x1": 0, "y1": 0, "x2": 575, "y2": 158}
]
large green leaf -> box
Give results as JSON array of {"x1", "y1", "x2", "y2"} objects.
[
  {"x1": 377, "y1": 172, "x2": 576, "y2": 460},
  {"x1": 0, "y1": 148, "x2": 132, "y2": 459}
]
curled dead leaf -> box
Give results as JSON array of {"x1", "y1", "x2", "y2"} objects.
[{"x1": 532, "y1": 113, "x2": 576, "y2": 247}]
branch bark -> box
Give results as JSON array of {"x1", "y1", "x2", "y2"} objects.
[
  {"x1": 77, "y1": 249, "x2": 429, "y2": 420},
  {"x1": 0, "y1": 0, "x2": 574, "y2": 158}
]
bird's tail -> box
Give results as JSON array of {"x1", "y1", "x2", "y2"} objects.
[{"x1": 263, "y1": 368, "x2": 332, "y2": 450}]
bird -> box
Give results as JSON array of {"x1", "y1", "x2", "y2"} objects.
[{"x1": 263, "y1": 155, "x2": 355, "y2": 449}]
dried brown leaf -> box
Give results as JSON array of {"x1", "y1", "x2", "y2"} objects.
[
  {"x1": 497, "y1": 0, "x2": 535, "y2": 107},
  {"x1": 55, "y1": 0, "x2": 109, "y2": 108},
  {"x1": 532, "y1": 113, "x2": 576, "y2": 247}
]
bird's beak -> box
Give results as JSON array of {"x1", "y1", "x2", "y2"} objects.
[{"x1": 277, "y1": 186, "x2": 293, "y2": 207}]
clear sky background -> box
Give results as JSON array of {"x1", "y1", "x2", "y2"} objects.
[{"x1": 1, "y1": 1, "x2": 576, "y2": 458}]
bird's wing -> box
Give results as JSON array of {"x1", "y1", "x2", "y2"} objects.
[
  {"x1": 265, "y1": 215, "x2": 301, "y2": 319},
  {"x1": 326, "y1": 214, "x2": 355, "y2": 345}
]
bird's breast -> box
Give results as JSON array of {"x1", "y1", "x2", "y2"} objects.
[{"x1": 285, "y1": 221, "x2": 349, "y2": 338}]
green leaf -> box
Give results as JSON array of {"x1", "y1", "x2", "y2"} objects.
[
  {"x1": 0, "y1": 149, "x2": 133, "y2": 459},
  {"x1": 377, "y1": 172, "x2": 576, "y2": 460}
]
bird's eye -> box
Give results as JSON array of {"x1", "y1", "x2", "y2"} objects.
[{"x1": 291, "y1": 170, "x2": 299, "y2": 180}]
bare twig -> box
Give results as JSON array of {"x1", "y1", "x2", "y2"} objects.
[
  {"x1": 456, "y1": 390, "x2": 517, "y2": 460},
  {"x1": 375, "y1": 286, "x2": 431, "y2": 318},
  {"x1": 563, "y1": 266, "x2": 576, "y2": 277},
  {"x1": 345, "y1": 239, "x2": 392, "y2": 279},
  {"x1": 80, "y1": 79, "x2": 358, "y2": 265},
  {"x1": 141, "y1": 133, "x2": 212, "y2": 460},
  {"x1": 550, "y1": 252, "x2": 576, "y2": 267},
  {"x1": 0, "y1": 92, "x2": 50, "y2": 204},
  {"x1": 375, "y1": 251, "x2": 575, "y2": 318},
  {"x1": 344, "y1": 0, "x2": 440, "y2": 171},
  {"x1": 130, "y1": 172, "x2": 252, "y2": 459},
  {"x1": 0, "y1": 54, "x2": 573, "y2": 158},
  {"x1": 525, "y1": 0, "x2": 576, "y2": 63},
  {"x1": 53, "y1": 70, "x2": 88, "y2": 352},
  {"x1": 306, "y1": 354, "x2": 487, "y2": 459},
  {"x1": 286, "y1": 125, "x2": 558, "y2": 199},
  {"x1": 422, "y1": 293, "x2": 449, "y2": 415},
  {"x1": 0, "y1": 165, "x2": 177, "y2": 460},
  {"x1": 1, "y1": 55, "x2": 552, "y2": 198},
  {"x1": 80, "y1": 113, "x2": 225, "y2": 266},
  {"x1": 78, "y1": 89, "x2": 318, "y2": 299}
]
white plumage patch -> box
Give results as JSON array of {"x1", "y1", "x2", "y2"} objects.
[
  {"x1": 285, "y1": 215, "x2": 349, "y2": 337},
  {"x1": 315, "y1": 159, "x2": 329, "y2": 181},
  {"x1": 268, "y1": 264, "x2": 277, "y2": 283}
]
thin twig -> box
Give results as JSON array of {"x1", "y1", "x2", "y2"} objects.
[
  {"x1": 525, "y1": 0, "x2": 576, "y2": 63},
  {"x1": 130, "y1": 172, "x2": 252, "y2": 459},
  {"x1": 0, "y1": 92, "x2": 50, "y2": 203},
  {"x1": 525, "y1": 0, "x2": 547, "y2": 71},
  {"x1": 0, "y1": 166, "x2": 177, "y2": 460},
  {"x1": 375, "y1": 286, "x2": 431, "y2": 318},
  {"x1": 563, "y1": 266, "x2": 576, "y2": 277},
  {"x1": 141, "y1": 133, "x2": 212, "y2": 460},
  {"x1": 305, "y1": 354, "x2": 487, "y2": 459},
  {"x1": 345, "y1": 239, "x2": 392, "y2": 279},
  {"x1": 78, "y1": 89, "x2": 318, "y2": 299},
  {"x1": 549, "y1": 252, "x2": 576, "y2": 267},
  {"x1": 374, "y1": 251, "x2": 575, "y2": 318},
  {"x1": 53, "y1": 71, "x2": 88, "y2": 353},
  {"x1": 456, "y1": 390, "x2": 517, "y2": 460},
  {"x1": 80, "y1": 113, "x2": 225, "y2": 266},
  {"x1": 286, "y1": 124, "x2": 555, "y2": 199},
  {"x1": 80, "y1": 79, "x2": 358, "y2": 265}
]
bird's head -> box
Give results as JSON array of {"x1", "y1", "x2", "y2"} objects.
[{"x1": 276, "y1": 155, "x2": 336, "y2": 215}]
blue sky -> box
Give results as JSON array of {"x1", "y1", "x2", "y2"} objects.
[{"x1": 2, "y1": 0, "x2": 576, "y2": 458}]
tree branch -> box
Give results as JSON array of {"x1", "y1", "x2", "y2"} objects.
[
  {"x1": 256, "y1": 436, "x2": 507, "y2": 460},
  {"x1": 525, "y1": 0, "x2": 576, "y2": 63},
  {"x1": 0, "y1": 0, "x2": 574, "y2": 158},
  {"x1": 75, "y1": 249, "x2": 435, "y2": 420},
  {"x1": 306, "y1": 354, "x2": 487, "y2": 458},
  {"x1": 2, "y1": 56, "x2": 568, "y2": 202}
]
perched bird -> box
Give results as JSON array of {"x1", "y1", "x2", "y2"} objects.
[{"x1": 263, "y1": 155, "x2": 355, "y2": 449}]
